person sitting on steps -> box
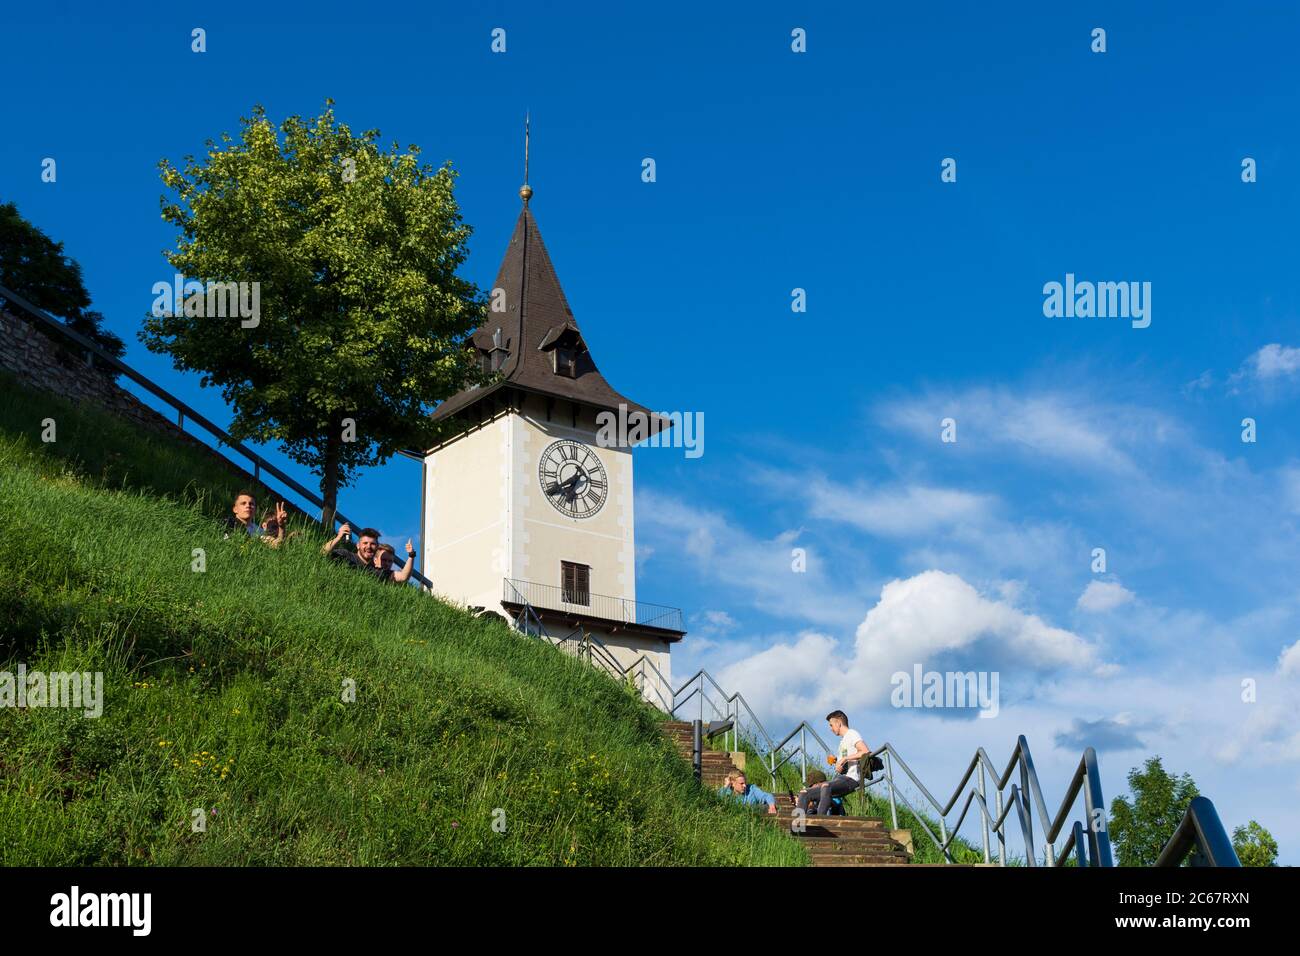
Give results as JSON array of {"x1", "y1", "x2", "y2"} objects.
[
  {"x1": 792, "y1": 768, "x2": 844, "y2": 816},
  {"x1": 796, "y1": 709, "x2": 872, "y2": 817},
  {"x1": 718, "y1": 770, "x2": 777, "y2": 814}
]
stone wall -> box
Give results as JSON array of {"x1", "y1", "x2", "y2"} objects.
[
  {"x1": 1, "y1": 307, "x2": 183, "y2": 439},
  {"x1": 0, "y1": 306, "x2": 311, "y2": 520}
]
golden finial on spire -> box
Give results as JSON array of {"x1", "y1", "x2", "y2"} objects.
[{"x1": 519, "y1": 111, "x2": 533, "y2": 204}]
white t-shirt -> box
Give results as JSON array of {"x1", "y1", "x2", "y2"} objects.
[{"x1": 839, "y1": 728, "x2": 866, "y2": 782}]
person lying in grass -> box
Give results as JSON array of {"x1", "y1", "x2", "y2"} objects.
[
  {"x1": 719, "y1": 771, "x2": 777, "y2": 814},
  {"x1": 373, "y1": 540, "x2": 417, "y2": 584},
  {"x1": 222, "y1": 491, "x2": 287, "y2": 547}
]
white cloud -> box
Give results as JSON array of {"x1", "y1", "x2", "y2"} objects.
[
  {"x1": 803, "y1": 478, "x2": 995, "y2": 537},
  {"x1": 748, "y1": 466, "x2": 997, "y2": 538},
  {"x1": 1228, "y1": 344, "x2": 1300, "y2": 396},
  {"x1": 1279, "y1": 639, "x2": 1300, "y2": 678},
  {"x1": 718, "y1": 570, "x2": 1102, "y2": 721},
  {"x1": 1280, "y1": 468, "x2": 1300, "y2": 516},
  {"x1": 636, "y1": 491, "x2": 869, "y2": 630},
  {"x1": 851, "y1": 570, "x2": 1099, "y2": 673},
  {"x1": 878, "y1": 387, "x2": 1161, "y2": 474},
  {"x1": 1182, "y1": 370, "x2": 1214, "y2": 395},
  {"x1": 1077, "y1": 580, "x2": 1136, "y2": 613},
  {"x1": 1247, "y1": 344, "x2": 1300, "y2": 381},
  {"x1": 693, "y1": 609, "x2": 738, "y2": 637},
  {"x1": 718, "y1": 631, "x2": 842, "y2": 718},
  {"x1": 997, "y1": 579, "x2": 1027, "y2": 605}
]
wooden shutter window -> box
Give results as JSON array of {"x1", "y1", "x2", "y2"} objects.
[{"x1": 561, "y1": 561, "x2": 590, "y2": 606}]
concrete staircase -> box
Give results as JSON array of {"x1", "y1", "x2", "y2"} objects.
[{"x1": 662, "y1": 720, "x2": 915, "y2": 866}]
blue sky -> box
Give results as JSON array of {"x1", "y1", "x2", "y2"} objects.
[{"x1": 4, "y1": 1, "x2": 1299, "y2": 862}]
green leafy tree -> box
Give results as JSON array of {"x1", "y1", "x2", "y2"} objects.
[
  {"x1": 1232, "y1": 820, "x2": 1278, "y2": 867},
  {"x1": 1109, "y1": 756, "x2": 1199, "y2": 866},
  {"x1": 141, "y1": 103, "x2": 486, "y2": 525},
  {"x1": 0, "y1": 201, "x2": 126, "y2": 361}
]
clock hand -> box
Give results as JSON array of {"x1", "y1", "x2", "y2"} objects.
[{"x1": 548, "y1": 473, "x2": 584, "y2": 496}]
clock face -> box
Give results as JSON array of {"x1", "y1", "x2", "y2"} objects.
[{"x1": 538, "y1": 439, "x2": 607, "y2": 519}]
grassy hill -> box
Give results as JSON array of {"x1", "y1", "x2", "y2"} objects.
[{"x1": 0, "y1": 372, "x2": 806, "y2": 866}]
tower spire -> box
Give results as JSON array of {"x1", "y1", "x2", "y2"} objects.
[{"x1": 519, "y1": 111, "x2": 533, "y2": 204}]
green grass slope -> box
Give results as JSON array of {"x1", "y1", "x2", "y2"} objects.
[{"x1": 0, "y1": 373, "x2": 806, "y2": 866}]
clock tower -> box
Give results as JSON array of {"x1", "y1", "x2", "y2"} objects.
[{"x1": 418, "y1": 180, "x2": 683, "y2": 704}]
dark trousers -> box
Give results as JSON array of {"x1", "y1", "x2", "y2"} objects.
[{"x1": 797, "y1": 775, "x2": 859, "y2": 815}]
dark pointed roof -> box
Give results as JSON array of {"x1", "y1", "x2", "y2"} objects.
[{"x1": 430, "y1": 204, "x2": 662, "y2": 429}]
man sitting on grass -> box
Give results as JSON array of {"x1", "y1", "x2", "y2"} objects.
[
  {"x1": 222, "y1": 491, "x2": 287, "y2": 548},
  {"x1": 373, "y1": 540, "x2": 417, "y2": 584},
  {"x1": 321, "y1": 523, "x2": 382, "y2": 576},
  {"x1": 718, "y1": 771, "x2": 777, "y2": 814},
  {"x1": 796, "y1": 710, "x2": 871, "y2": 817}
]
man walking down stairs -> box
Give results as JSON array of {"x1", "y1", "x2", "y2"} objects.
[{"x1": 662, "y1": 721, "x2": 913, "y2": 867}]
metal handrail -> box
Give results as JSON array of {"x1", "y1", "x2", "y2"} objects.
[
  {"x1": 502, "y1": 578, "x2": 684, "y2": 632},
  {"x1": 1154, "y1": 796, "x2": 1240, "y2": 867},
  {"x1": 0, "y1": 282, "x2": 432, "y2": 588},
  {"x1": 856, "y1": 735, "x2": 1112, "y2": 866}
]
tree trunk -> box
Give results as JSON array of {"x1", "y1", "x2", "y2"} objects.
[{"x1": 321, "y1": 428, "x2": 341, "y2": 528}]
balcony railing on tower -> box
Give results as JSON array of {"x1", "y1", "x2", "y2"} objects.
[{"x1": 503, "y1": 578, "x2": 685, "y2": 634}]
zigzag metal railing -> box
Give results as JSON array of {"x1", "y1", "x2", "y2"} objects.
[
  {"x1": 866, "y1": 739, "x2": 1236, "y2": 867},
  {"x1": 506, "y1": 593, "x2": 1238, "y2": 869},
  {"x1": 858, "y1": 736, "x2": 1112, "y2": 866},
  {"x1": 0, "y1": 282, "x2": 432, "y2": 588},
  {"x1": 1152, "y1": 796, "x2": 1240, "y2": 867}
]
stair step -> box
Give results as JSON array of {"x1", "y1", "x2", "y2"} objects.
[
  {"x1": 811, "y1": 860, "x2": 944, "y2": 867},
  {"x1": 794, "y1": 835, "x2": 898, "y2": 846},
  {"x1": 803, "y1": 846, "x2": 909, "y2": 858},
  {"x1": 774, "y1": 817, "x2": 887, "y2": 830}
]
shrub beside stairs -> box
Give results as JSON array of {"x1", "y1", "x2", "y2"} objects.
[{"x1": 663, "y1": 721, "x2": 924, "y2": 867}]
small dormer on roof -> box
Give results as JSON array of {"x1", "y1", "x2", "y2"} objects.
[{"x1": 537, "y1": 322, "x2": 590, "y2": 379}]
